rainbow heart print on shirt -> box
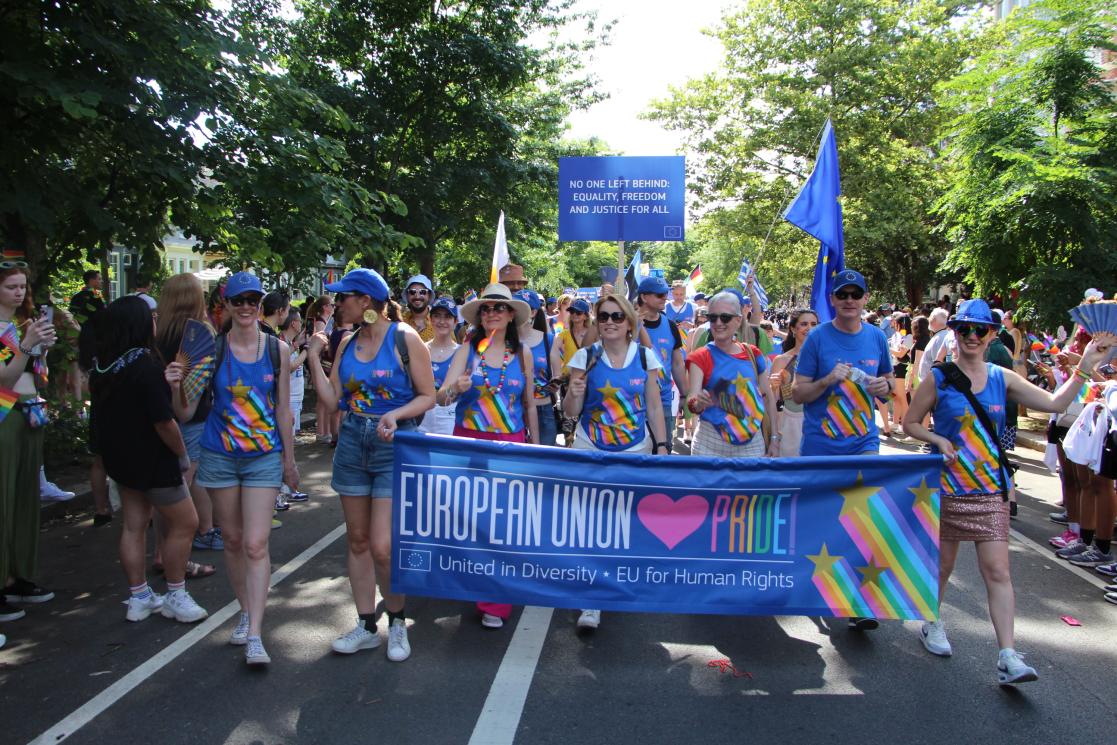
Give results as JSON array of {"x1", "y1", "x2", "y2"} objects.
[
  {"x1": 943, "y1": 408, "x2": 1003, "y2": 494},
  {"x1": 821, "y1": 378, "x2": 873, "y2": 439},
  {"x1": 587, "y1": 381, "x2": 643, "y2": 448}
]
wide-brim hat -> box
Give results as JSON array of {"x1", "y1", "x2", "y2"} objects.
[
  {"x1": 948, "y1": 298, "x2": 998, "y2": 327},
  {"x1": 460, "y1": 283, "x2": 531, "y2": 327}
]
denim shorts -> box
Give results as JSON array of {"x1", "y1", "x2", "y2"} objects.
[
  {"x1": 332, "y1": 414, "x2": 415, "y2": 498},
  {"x1": 181, "y1": 421, "x2": 205, "y2": 463},
  {"x1": 196, "y1": 448, "x2": 283, "y2": 489}
]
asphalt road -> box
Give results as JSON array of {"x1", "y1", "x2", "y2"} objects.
[{"x1": 4, "y1": 435, "x2": 1116, "y2": 745}]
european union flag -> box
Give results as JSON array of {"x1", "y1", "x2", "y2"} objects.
[
  {"x1": 399, "y1": 548, "x2": 432, "y2": 572},
  {"x1": 783, "y1": 119, "x2": 845, "y2": 323}
]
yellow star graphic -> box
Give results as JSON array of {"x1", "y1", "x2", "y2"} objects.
[
  {"x1": 596, "y1": 380, "x2": 621, "y2": 399},
  {"x1": 838, "y1": 471, "x2": 881, "y2": 518},
  {"x1": 857, "y1": 560, "x2": 887, "y2": 587},
  {"x1": 956, "y1": 409, "x2": 976, "y2": 430},
  {"x1": 807, "y1": 543, "x2": 841, "y2": 577},
  {"x1": 227, "y1": 377, "x2": 251, "y2": 399},
  {"x1": 908, "y1": 477, "x2": 938, "y2": 511},
  {"x1": 732, "y1": 372, "x2": 752, "y2": 392},
  {"x1": 827, "y1": 391, "x2": 844, "y2": 408},
  {"x1": 344, "y1": 374, "x2": 364, "y2": 395}
]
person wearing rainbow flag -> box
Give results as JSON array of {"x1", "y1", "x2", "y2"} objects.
[{"x1": 904, "y1": 299, "x2": 1112, "y2": 684}]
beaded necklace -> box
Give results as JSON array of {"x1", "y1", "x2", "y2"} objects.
[{"x1": 480, "y1": 342, "x2": 512, "y2": 394}]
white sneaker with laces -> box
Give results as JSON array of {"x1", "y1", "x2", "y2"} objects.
[
  {"x1": 160, "y1": 590, "x2": 208, "y2": 623},
  {"x1": 245, "y1": 636, "x2": 271, "y2": 666},
  {"x1": 919, "y1": 620, "x2": 952, "y2": 657},
  {"x1": 229, "y1": 612, "x2": 250, "y2": 646},
  {"x1": 577, "y1": 609, "x2": 601, "y2": 630},
  {"x1": 386, "y1": 618, "x2": 411, "y2": 662},
  {"x1": 40, "y1": 480, "x2": 75, "y2": 502},
  {"x1": 331, "y1": 620, "x2": 380, "y2": 654},
  {"x1": 481, "y1": 613, "x2": 504, "y2": 629},
  {"x1": 997, "y1": 648, "x2": 1038, "y2": 685},
  {"x1": 125, "y1": 593, "x2": 164, "y2": 622}
]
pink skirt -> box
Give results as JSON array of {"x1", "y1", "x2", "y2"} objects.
[{"x1": 941, "y1": 492, "x2": 1009, "y2": 542}]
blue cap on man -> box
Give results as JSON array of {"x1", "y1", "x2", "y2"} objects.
[
  {"x1": 325, "y1": 268, "x2": 390, "y2": 302},
  {"x1": 638, "y1": 276, "x2": 670, "y2": 295},
  {"x1": 832, "y1": 269, "x2": 867, "y2": 293}
]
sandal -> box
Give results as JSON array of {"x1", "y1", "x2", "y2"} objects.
[{"x1": 185, "y1": 561, "x2": 216, "y2": 580}]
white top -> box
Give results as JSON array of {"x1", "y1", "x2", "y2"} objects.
[
  {"x1": 889, "y1": 331, "x2": 915, "y2": 363},
  {"x1": 567, "y1": 341, "x2": 662, "y2": 451},
  {"x1": 915, "y1": 328, "x2": 953, "y2": 384}
]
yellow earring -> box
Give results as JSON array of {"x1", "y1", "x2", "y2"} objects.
[{"x1": 363, "y1": 309, "x2": 379, "y2": 325}]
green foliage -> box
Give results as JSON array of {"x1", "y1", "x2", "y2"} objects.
[
  {"x1": 935, "y1": 0, "x2": 1117, "y2": 330},
  {"x1": 42, "y1": 396, "x2": 91, "y2": 470}
]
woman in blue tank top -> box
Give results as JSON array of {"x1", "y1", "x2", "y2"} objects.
[
  {"x1": 515, "y1": 289, "x2": 560, "y2": 446},
  {"x1": 418, "y1": 296, "x2": 459, "y2": 435},
  {"x1": 561, "y1": 293, "x2": 667, "y2": 632},
  {"x1": 306, "y1": 269, "x2": 435, "y2": 664},
  {"x1": 905, "y1": 299, "x2": 1112, "y2": 684},
  {"x1": 171, "y1": 271, "x2": 297, "y2": 667}
]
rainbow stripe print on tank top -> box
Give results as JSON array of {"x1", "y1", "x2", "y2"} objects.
[
  {"x1": 587, "y1": 381, "x2": 643, "y2": 448},
  {"x1": 710, "y1": 373, "x2": 763, "y2": 445},
  {"x1": 943, "y1": 407, "x2": 1002, "y2": 494},
  {"x1": 342, "y1": 374, "x2": 376, "y2": 414},
  {"x1": 821, "y1": 378, "x2": 873, "y2": 439},
  {"x1": 462, "y1": 389, "x2": 516, "y2": 433},
  {"x1": 219, "y1": 377, "x2": 278, "y2": 453}
]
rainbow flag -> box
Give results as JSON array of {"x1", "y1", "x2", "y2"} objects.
[
  {"x1": 0, "y1": 322, "x2": 18, "y2": 354},
  {"x1": 0, "y1": 387, "x2": 18, "y2": 424}
]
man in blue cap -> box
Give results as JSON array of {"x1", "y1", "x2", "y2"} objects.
[
  {"x1": 638, "y1": 276, "x2": 688, "y2": 453},
  {"x1": 402, "y1": 274, "x2": 434, "y2": 342},
  {"x1": 791, "y1": 268, "x2": 893, "y2": 632}
]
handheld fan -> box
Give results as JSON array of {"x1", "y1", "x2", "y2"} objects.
[
  {"x1": 176, "y1": 319, "x2": 216, "y2": 407},
  {"x1": 1069, "y1": 302, "x2": 1117, "y2": 338}
]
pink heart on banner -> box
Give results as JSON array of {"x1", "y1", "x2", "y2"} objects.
[{"x1": 636, "y1": 493, "x2": 709, "y2": 550}]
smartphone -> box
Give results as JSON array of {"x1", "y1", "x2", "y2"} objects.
[{"x1": 29, "y1": 305, "x2": 53, "y2": 356}]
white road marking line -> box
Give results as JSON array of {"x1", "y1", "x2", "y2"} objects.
[
  {"x1": 468, "y1": 606, "x2": 554, "y2": 745},
  {"x1": 1009, "y1": 527, "x2": 1111, "y2": 591},
  {"x1": 28, "y1": 524, "x2": 347, "y2": 745}
]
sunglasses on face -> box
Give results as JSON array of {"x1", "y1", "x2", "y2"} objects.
[
  {"x1": 833, "y1": 289, "x2": 865, "y2": 301},
  {"x1": 479, "y1": 304, "x2": 510, "y2": 315},
  {"x1": 709, "y1": 313, "x2": 740, "y2": 324},
  {"x1": 954, "y1": 324, "x2": 991, "y2": 339},
  {"x1": 334, "y1": 292, "x2": 353, "y2": 303},
  {"x1": 407, "y1": 288, "x2": 429, "y2": 296},
  {"x1": 596, "y1": 311, "x2": 626, "y2": 324},
  {"x1": 568, "y1": 309, "x2": 586, "y2": 316},
  {"x1": 228, "y1": 295, "x2": 261, "y2": 308},
  {"x1": 651, "y1": 293, "x2": 667, "y2": 299},
  {"x1": 0, "y1": 260, "x2": 29, "y2": 269}
]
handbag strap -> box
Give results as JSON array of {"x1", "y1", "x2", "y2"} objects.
[{"x1": 936, "y1": 361, "x2": 1013, "y2": 500}]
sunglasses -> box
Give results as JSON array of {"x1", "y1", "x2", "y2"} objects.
[
  {"x1": 954, "y1": 324, "x2": 991, "y2": 339},
  {"x1": 479, "y1": 304, "x2": 510, "y2": 315},
  {"x1": 596, "y1": 311, "x2": 626, "y2": 324},
  {"x1": 334, "y1": 292, "x2": 353, "y2": 303},
  {"x1": 1, "y1": 260, "x2": 29, "y2": 269},
  {"x1": 228, "y1": 295, "x2": 261, "y2": 308},
  {"x1": 833, "y1": 289, "x2": 865, "y2": 300},
  {"x1": 709, "y1": 313, "x2": 740, "y2": 324},
  {"x1": 407, "y1": 288, "x2": 429, "y2": 296},
  {"x1": 568, "y1": 309, "x2": 586, "y2": 316},
  {"x1": 650, "y1": 292, "x2": 667, "y2": 299}
]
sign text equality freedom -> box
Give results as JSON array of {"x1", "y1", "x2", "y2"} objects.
[{"x1": 558, "y1": 156, "x2": 685, "y2": 242}]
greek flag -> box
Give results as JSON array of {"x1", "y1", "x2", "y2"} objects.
[{"x1": 737, "y1": 259, "x2": 769, "y2": 310}]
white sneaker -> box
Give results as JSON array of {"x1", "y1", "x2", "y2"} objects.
[
  {"x1": 0, "y1": 633, "x2": 5, "y2": 649},
  {"x1": 331, "y1": 620, "x2": 381, "y2": 654},
  {"x1": 229, "y1": 612, "x2": 250, "y2": 646},
  {"x1": 40, "y1": 480, "x2": 75, "y2": 502},
  {"x1": 577, "y1": 609, "x2": 601, "y2": 630},
  {"x1": 920, "y1": 620, "x2": 952, "y2": 657},
  {"x1": 125, "y1": 593, "x2": 164, "y2": 622},
  {"x1": 481, "y1": 613, "x2": 504, "y2": 629},
  {"x1": 245, "y1": 636, "x2": 271, "y2": 666},
  {"x1": 160, "y1": 589, "x2": 208, "y2": 623},
  {"x1": 386, "y1": 618, "x2": 411, "y2": 662},
  {"x1": 997, "y1": 648, "x2": 1038, "y2": 685}
]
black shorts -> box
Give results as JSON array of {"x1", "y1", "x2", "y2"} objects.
[
  {"x1": 1100, "y1": 435, "x2": 1117, "y2": 480},
  {"x1": 1047, "y1": 423, "x2": 1069, "y2": 444}
]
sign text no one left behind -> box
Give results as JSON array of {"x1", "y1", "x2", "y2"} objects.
[{"x1": 558, "y1": 156, "x2": 685, "y2": 242}]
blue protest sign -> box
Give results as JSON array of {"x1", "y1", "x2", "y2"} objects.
[
  {"x1": 558, "y1": 156, "x2": 686, "y2": 242},
  {"x1": 392, "y1": 433, "x2": 942, "y2": 619}
]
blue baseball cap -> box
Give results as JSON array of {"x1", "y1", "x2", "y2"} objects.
[
  {"x1": 430, "y1": 296, "x2": 458, "y2": 316},
  {"x1": 638, "y1": 276, "x2": 670, "y2": 295},
  {"x1": 546, "y1": 296, "x2": 557, "y2": 305},
  {"x1": 325, "y1": 268, "x2": 389, "y2": 302},
  {"x1": 224, "y1": 271, "x2": 263, "y2": 299},
  {"x1": 569, "y1": 298, "x2": 591, "y2": 314},
  {"x1": 948, "y1": 299, "x2": 998, "y2": 327},
  {"x1": 832, "y1": 269, "x2": 867, "y2": 293},
  {"x1": 514, "y1": 289, "x2": 542, "y2": 311},
  {"x1": 693, "y1": 292, "x2": 706, "y2": 301}
]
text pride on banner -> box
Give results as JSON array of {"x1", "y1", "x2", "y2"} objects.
[{"x1": 392, "y1": 433, "x2": 942, "y2": 619}]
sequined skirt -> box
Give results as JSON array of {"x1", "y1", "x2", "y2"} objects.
[{"x1": 941, "y1": 492, "x2": 1009, "y2": 542}]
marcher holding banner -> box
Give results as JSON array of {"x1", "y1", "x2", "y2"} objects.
[
  {"x1": 515, "y1": 290, "x2": 559, "y2": 447},
  {"x1": 768, "y1": 309, "x2": 820, "y2": 457},
  {"x1": 437, "y1": 282, "x2": 539, "y2": 628},
  {"x1": 306, "y1": 268, "x2": 435, "y2": 663},
  {"x1": 685, "y1": 291, "x2": 777, "y2": 458},
  {"x1": 637, "y1": 276, "x2": 687, "y2": 453},
  {"x1": 417, "y1": 297, "x2": 460, "y2": 436},
  {"x1": 903, "y1": 299, "x2": 1113, "y2": 685}
]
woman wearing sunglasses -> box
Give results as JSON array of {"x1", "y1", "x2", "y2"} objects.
[
  {"x1": 767, "y1": 309, "x2": 820, "y2": 457},
  {"x1": 0, "y1": 259, "x2": 58, "y2": 623},
  {"x1": 515, "y1": 290, "x2": 560, "y2": 446},
  {"x1": 685, "y1": 292, "x2": 777, "y2": 458},
  {"x1": 562, "y1": 293, "x2": 667, "y2": 630},
  {"x1": 438, "y1": 283, "x2": 539, "y2": 628},
  {"x1": 418, "y1": 296, "x2": 460, "y2": 436},
  {"x1": 305, "y1": 294, "x2": 336, "y2": 444},
  {"x1": 903, "y1": 299, "x2": 1112, "y2": 684},
  {"x1": 305, "y1": 269, "x2": 435, "y2": 662},
  {"x1": 168, "y1": 271, "x2": 297, "y2": 666}
]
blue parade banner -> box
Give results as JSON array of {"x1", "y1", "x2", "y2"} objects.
[
  {"x1": 391, "y1": 433, "x2": 943, "y2": 620},
  {"x1": 558, "y1": 156, "x2": 686, "y2": 242}
]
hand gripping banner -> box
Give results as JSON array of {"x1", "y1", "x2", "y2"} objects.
[{"x1": 391, "y1": 432, "x2": 942, "y2": 620}]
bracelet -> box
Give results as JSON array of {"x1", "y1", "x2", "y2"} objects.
[
  {"x1": 1074, "y1": 367, "x2": 1092, "y2": 381},
  {"x1": 770, "y1": 434, "x2": 782, "y2": 441},
  {"x1": 18, "y1": 343, "x2": 32, "y2": 355},
  {"x1": 686, "y1": 396, "x2": 700, "y2": 414}
]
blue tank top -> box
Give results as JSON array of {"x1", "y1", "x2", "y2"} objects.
[
  {"x1": 430, "y1": 346, "x2": 458, "y2": 389},
  {"x1": 202, "y1": 338, "x2": 280, "y2": 457},
  {"x1": 530, "y1": 333, "x2": 553, "y2": 403},
  {"x1": 644, "y1": 316, "x2": 677, "y2": 408},
  {"x1": 337, "y1": 323, "x2": 415, "y2": 416},
  {"x1": 699, "y1": 343, "x2": 767, "y2": 445},
  {"x1": 579, "y1": 343, "x2": 649, "y2": 451},
  {"x1": 931, "y1": 363, "x2": 1009, "y2": 496},
  {"x1": 455, "y1": 344, "x2": 526, "y2": 435}
]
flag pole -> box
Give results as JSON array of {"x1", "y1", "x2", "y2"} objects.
[{"x1": 617, "y1": 240, "x2": 625, "y2": 293}]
